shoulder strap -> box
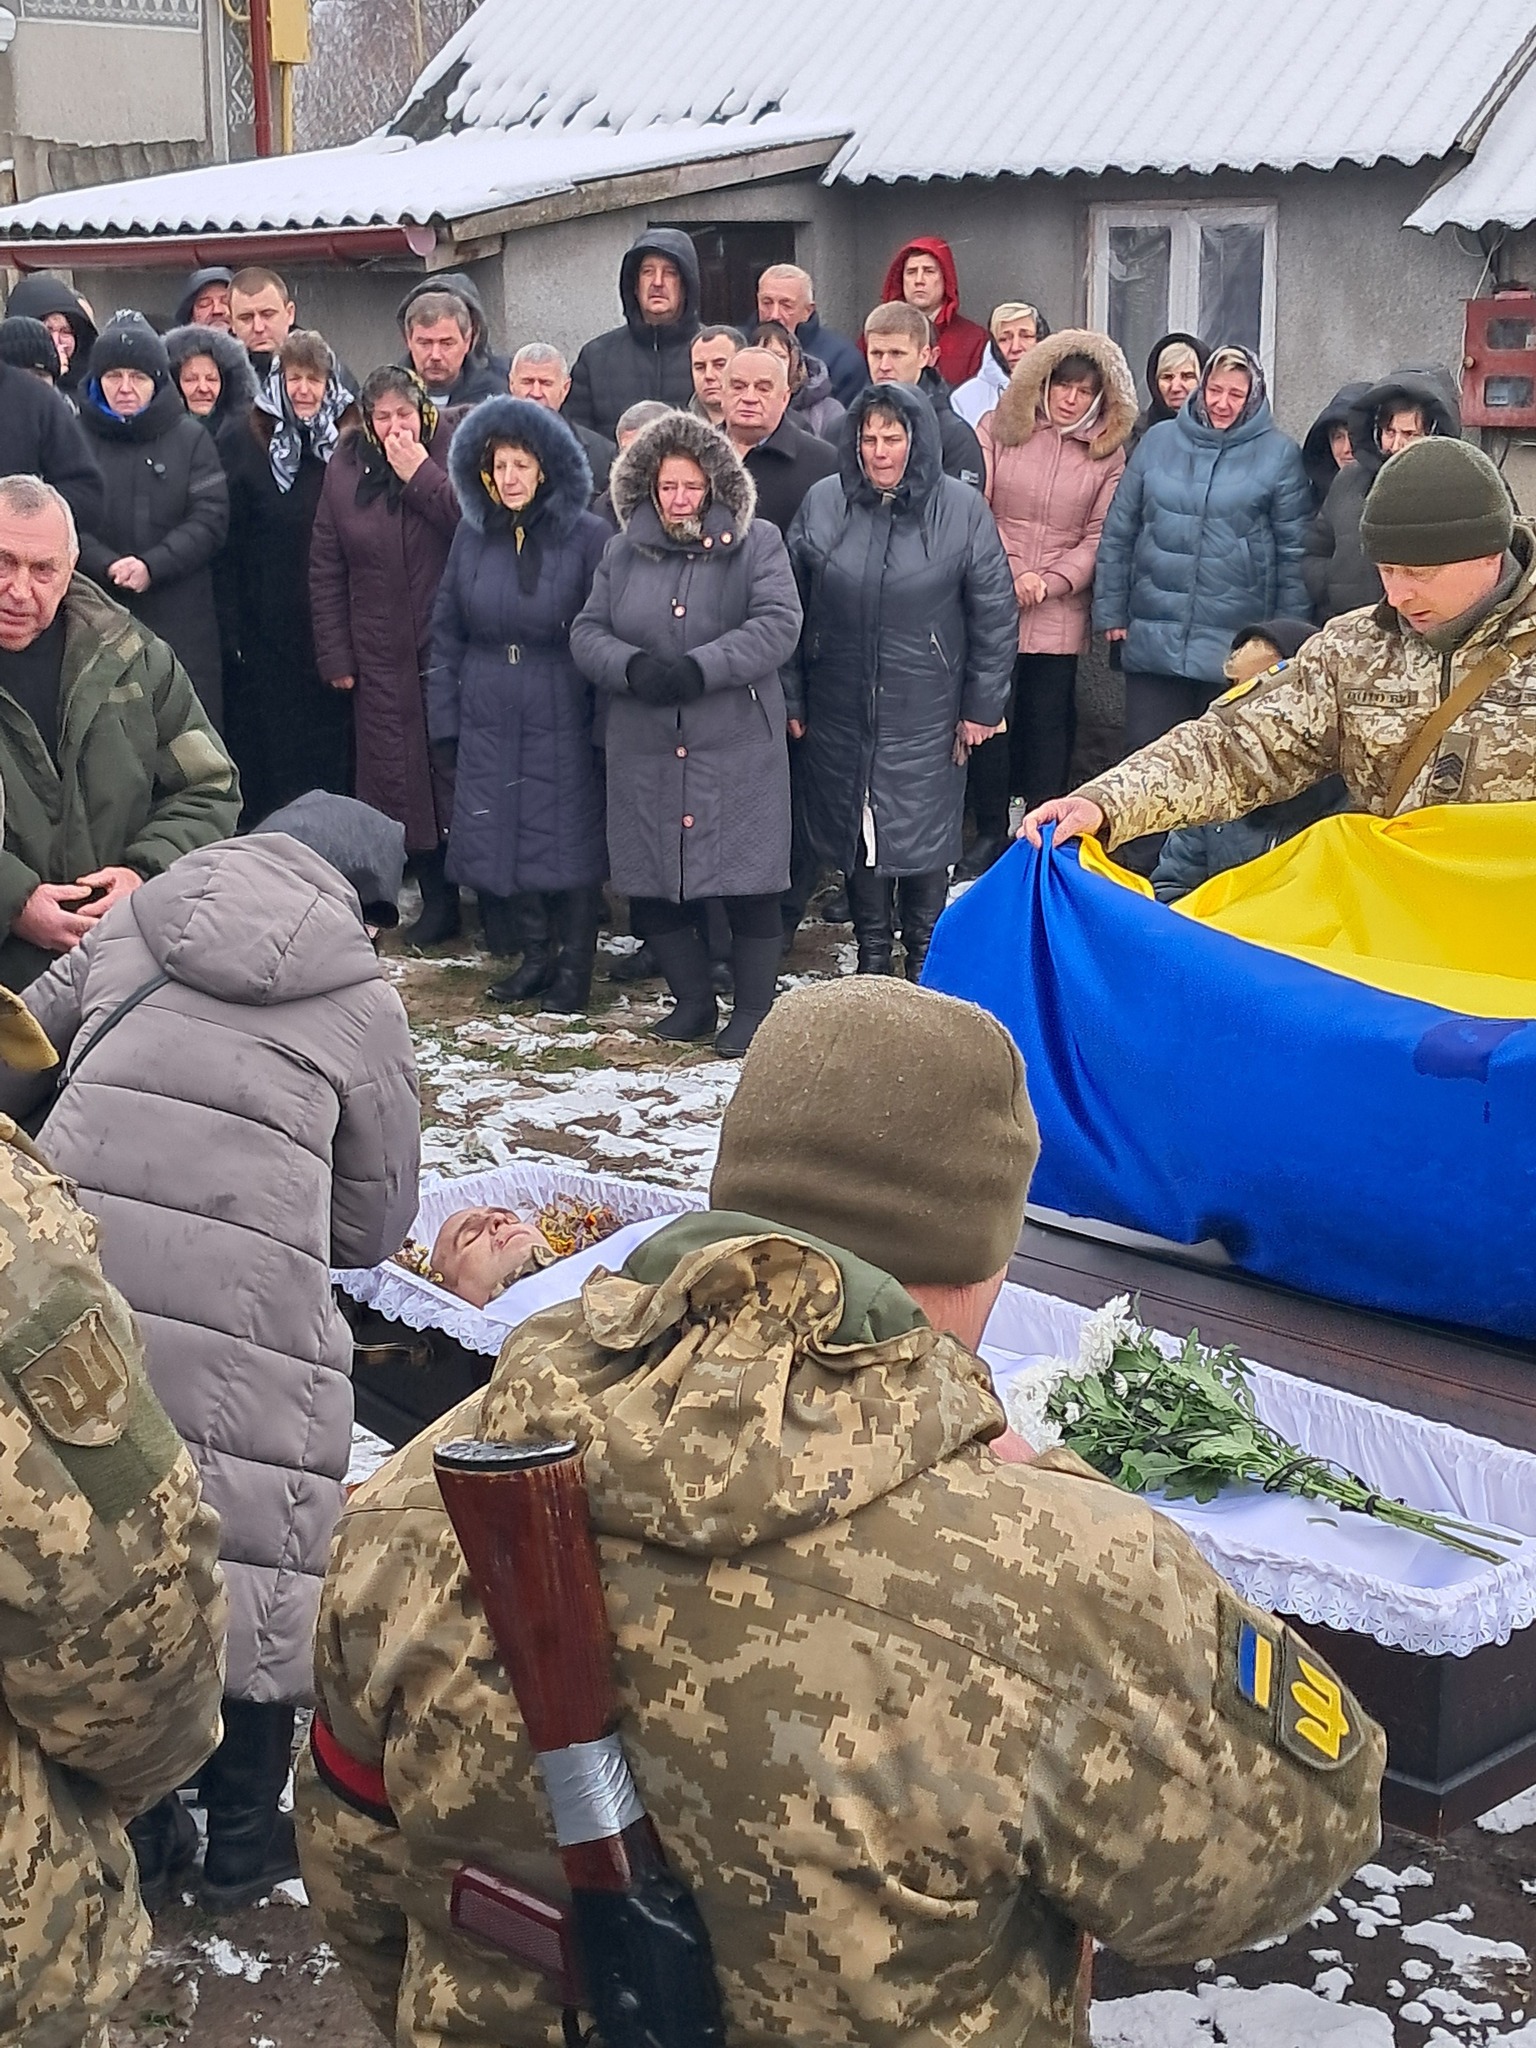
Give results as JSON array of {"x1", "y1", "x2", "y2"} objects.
[
  {"x1": 1385, "y1": 620, "x2": 1536, "y2": 816},
  {"x1": 56, "y1": 970, "x2": 171, "y2": 1094}
]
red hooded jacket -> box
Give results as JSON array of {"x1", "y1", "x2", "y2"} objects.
[{"x1": 876, "y1": 236, "x2": 988, "y2": 388}]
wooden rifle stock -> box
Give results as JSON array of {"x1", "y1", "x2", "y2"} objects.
[{"x1": 434, "y1": 1438, "x2": 727, "y2": 2048}]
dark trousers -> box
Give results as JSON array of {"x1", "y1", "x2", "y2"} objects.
[
  {"x1": 637, "y1": 893, "x2": 782, "y2": 943},
  {"x1": 969, "y1": 653, "x2": 1079, "y2": 838},
  {"x1": 1116, "y1": 669, "x2": 1223, "y2": 873}
]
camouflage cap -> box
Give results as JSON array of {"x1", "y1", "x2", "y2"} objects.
[{"x1": 711, "y1": 979, "x2": 1039, "y2": 1285}]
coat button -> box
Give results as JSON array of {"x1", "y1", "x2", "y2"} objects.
[
  {"x1": 702, "y1": 536, "x2": 713, "y2": 548},
  {"x1": 672, "y1": 602, "x2": 686, "y2": 617},
  {"x1": 676, "y1": 746, "x2": 687, "y2": 758},
  {"x1": 721, "y1": 531, "x2": 732, "y2": 544},
  {"x1": 682, "y1": 814, "x2": 695, "y2": 827}
]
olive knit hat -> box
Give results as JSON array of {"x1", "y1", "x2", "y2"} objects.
[
  {"x1": 1360, "y1": 438, "x2": 1514, "y2": 566},
  {"x1": 710, "y1": 979, "x2": 1040, "y2": 1287}
]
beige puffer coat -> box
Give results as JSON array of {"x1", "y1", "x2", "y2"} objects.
[{"x1": 9, "y1": 832, "x2": 419, "y2": 1703}]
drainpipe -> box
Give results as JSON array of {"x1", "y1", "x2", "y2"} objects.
[{"x1": 247, "y1": 0, "x2": 274, "y2": 158}]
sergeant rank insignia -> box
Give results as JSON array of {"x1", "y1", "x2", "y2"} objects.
[{"x1": 1218, "y1": 1593, "x2": 1363, "y2": 1771}]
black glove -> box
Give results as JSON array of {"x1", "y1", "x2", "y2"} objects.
[
  {"x1": 626, "y1": 652, "x2": 678, "y2": 705},
  {"x1": 669, "y1": 655, "x2": 705, "y2": 704}
]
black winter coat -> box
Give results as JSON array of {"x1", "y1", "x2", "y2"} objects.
[
  {"x1": 786, "y1": 383, "x2": 1018, "y2": 877},
  {"x1": 563, "y1": 228, "x2": 703, "y2": 442},
  {"x1": 225, "y1": 414, "x2": 355, "y2": 817},
  {"x1": 164, "y1": 323, "x2": 259, "y2": 702},
  {"x1": 741, "y1": 415, "x2": 840, "y2": 535},
  {"x1": 1301, "y1": 366, "x2": 1462, "y2": 624},
  {"x1": 428, "y1": 398, "x2": 608, "y2": 896},
  {"x1": 0, "y1": 361, "x2": 103, "y2": 531},
  {"x1": 571, "y1": 410, "x2": 803, "y2": 902},
  {"x1": 918, "y1": 369, "x2": 985, "y2": 488},
  {"x1": 76, "y1": 380, "x2": 229, "y2": 727}
]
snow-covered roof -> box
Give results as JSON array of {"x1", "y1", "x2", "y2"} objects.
[
  {"x1": 1408, "y1": 49, "x2": 1536, "y2": 232},
  {"x1": 395, "y1": 0, "x2": 1536, "y2": 184},
  {"x1": 0, "y1": 116, "x2": 843, "y2": 240}
]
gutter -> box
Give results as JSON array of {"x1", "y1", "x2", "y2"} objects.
[{"x1": 0, "y1": 222, "x2": 438, "y2": 269}]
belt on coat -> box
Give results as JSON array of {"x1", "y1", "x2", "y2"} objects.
[{"x1": 310, "y1": 1711, "x2": 398, "y2": 1828}]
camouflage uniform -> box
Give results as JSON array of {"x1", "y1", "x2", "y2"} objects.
[
  {"x1": 298, "y1": 1225, "x2": 1383, "y2": 2048},
  {"x1": 0, "y1": 984, "x2": 227, "y2": 2048},
  {"x1": 1080, "y1": 523, "x2": 1536, "y2": 845}
]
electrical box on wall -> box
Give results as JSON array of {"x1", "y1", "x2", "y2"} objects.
[
  {"x1": 1463, "y1": 287, "x2": 1536, "y2": 429},
  {"x1": 267, "y1": 0, "x2": 310, "y2": 65}
]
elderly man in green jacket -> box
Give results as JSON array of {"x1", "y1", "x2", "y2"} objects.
[{"x1": 0, "y1": 473, "x2": 239, "y2": 989}]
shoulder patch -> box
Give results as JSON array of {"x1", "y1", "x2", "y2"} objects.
[
  {"x1": 1216, "y1": 1592, "x2": 1363, "y2": 1771},
  {"x1": 1216, "y1": 659, "x2": 1288, "y2": 707},
  {"x1": 12, "y1": 1299, "x2": 131, "y2": 1448}
]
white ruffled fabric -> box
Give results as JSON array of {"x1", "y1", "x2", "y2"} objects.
[
  {"x1": 333, "y1": 1162, "x2": 704, "y2": 1358},
  {"x1": 981, "y1": 1284, "x2": 1536, "y2": 1659}
]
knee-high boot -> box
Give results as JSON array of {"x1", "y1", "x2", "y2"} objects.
[
  {"x1": 403, "y1": 846, "x2": 460, "y2": 946},
  {"x1": 647, "y1": 922, "x2": 719, "y2": 1042},
  {"x1": 846, "y1": 867, "x2": 896, "y2": 975},
  {"x1": 545, "y1": 888, "x2": 602, "y2": 1013},
  {"x1": 896, "y1": 870, "x2": 951, "y2": 983},
  {"x1": 487, "y1": 894, "x2": 554, "y2": 1004},
  {"x1": 198, "y1": 1698, "x2": 300, "y2": 1914},
  {"x1": 714, "y1": 930, "x2": 782, "y2": 1059}
]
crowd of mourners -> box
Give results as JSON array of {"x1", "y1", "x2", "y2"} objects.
[{"x1": 0, "y1": 230, "x2": 1467, "y2": 1055}]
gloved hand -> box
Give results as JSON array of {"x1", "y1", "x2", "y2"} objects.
[
  {"x1": 669, "y1": 656, "x2": 705, "y2": 704},
  {"x1": 626, "y1": 652, "x2": 678, "y2": 705}
]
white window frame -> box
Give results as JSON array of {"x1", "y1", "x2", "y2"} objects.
[{"x1": 1087, "y1": 203, "x2": 1278, "y2": 393}]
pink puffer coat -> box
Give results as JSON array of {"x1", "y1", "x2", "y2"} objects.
[{"x1": 978, "y1": 328, "x2": 1137, "y2": 655}]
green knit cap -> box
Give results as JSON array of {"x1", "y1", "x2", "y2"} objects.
[
  {"x1": 710, "y1": 979, "x2": 1040, "y2": 1287},
  {"x1": 1360, "y1": 438, "x2": 1514, "y2": 567}
]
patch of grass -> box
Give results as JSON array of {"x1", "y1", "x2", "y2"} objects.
[{"x1": 524, "y1": 1045, "x2": 609, "y2": 1074}]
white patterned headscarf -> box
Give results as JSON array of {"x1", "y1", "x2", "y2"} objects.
[{"x1": 255, "y1": 350, "x2": 355, "y2": 492}]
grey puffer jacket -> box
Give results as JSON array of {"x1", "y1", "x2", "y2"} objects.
[
  {"x1": 15, "y1": 833, "x2": 419, "y2": 1703},
  {"x1": 571, "y1": 410, "x2": 803, "y2": 901},
  {"x1": 785, "y1": 382, "x2": 1018, "y2": 875}
]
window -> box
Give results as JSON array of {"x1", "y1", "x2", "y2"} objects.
[
  {"x1": 1088, "y1": 205, "x2": 1277, "y2": 403},
  {"x1": 670, "y1": 222, "x2": 799, "y2": 328}
]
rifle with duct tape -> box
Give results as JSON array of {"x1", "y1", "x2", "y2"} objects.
[{"x1": 433, "y1": 1437, "x2": 727, "y2": 2048}]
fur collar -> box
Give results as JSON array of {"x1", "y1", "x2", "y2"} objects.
[
  {"x1": 163, "y1": 323, "x2": 258, "y2": 416},
  {"x1": 992, "y1": 328, "x2": 1138, "y2": 458},
  {"x1": 609, "y1": 408, "x2": 756, "y2": 536},
  {"x1": 446, "y1": 394, "x2": 594, "y2": 536}
]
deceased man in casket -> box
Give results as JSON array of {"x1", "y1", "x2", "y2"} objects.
[{"x1": 394, "y1": 1198, "x2": 623, "y2": 1307}]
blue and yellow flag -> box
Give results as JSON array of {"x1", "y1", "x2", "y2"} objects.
[{"x1": 923, "y1": 806, "x2": 1536, "y2": 1338}]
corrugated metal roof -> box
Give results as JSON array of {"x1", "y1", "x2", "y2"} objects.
[
  {"x1": 0, "y1": 117, "x2": 843, "y2": 238},
  {"x1": 1408, "y1": 50, "x2": 1536, "y2": 231},
  {"x1": 395, "y1": 0, "x2": 1536, "y2": 183}
]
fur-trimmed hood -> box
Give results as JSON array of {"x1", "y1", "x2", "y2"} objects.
[
  {"x1": 164, "y1": 322, "x2": 258, "y2": 429},
  {"x1": 992, "y1": 329, "x2": 1137, "y2": 457},
  {"x1": 447, "y1": 394, "x2": 594, "y2": 536},
  {"x1": 608, "y1": 407, "x2": 756, "y2": 545}
]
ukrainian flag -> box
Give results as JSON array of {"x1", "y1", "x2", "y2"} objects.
[{"x1": 922, "y1": 805, "x2": 1536, "y2": 1339}]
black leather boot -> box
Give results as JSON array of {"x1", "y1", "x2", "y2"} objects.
[
  {"x1": 847, "y1": 868, "x2": 896, "y2": 975},
  {"x1": 897, "y1": 870, "x2": 951, "y2": 983},
  {"x1": 401, "y1": 846, "x2": 461, "y2": 946},
  {"x1": 128, "y1": 1793, "x2": 200, "y2": 1912},
  {"x1": 715, "y1": 934, "x2": 781, "y2": 1058},
  {"x1": 198, "y1": 1699, "x2": 300, "y2": 1914},
  {"x1": 478, "y1": 890, "x2": 520, "y2": 960},
  {"x1": 486, "y1": 895, "x2": 554, "y2": 1003},
  {"x1": 607, "y1": 939, "x2": 661, "y2": 983},
  {"x1": 647, "y1": 924, "x2": 719, "y2": 1041},
  {"x1": 545, "y1": 888, "x2": 602, "y2": 1013}
]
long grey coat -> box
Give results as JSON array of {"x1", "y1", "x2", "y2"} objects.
[
  {"x1": 12, "y1": 833, "x2": 419, "y2": 1703},
  {"x1": 570, "y1": 410, "x2": 803, "y2": 901}
]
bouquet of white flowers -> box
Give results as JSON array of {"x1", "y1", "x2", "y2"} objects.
[{"x1": 1003, "y1": 1297, "x2": 1520, "y2": 1567}]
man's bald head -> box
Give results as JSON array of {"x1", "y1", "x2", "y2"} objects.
[{"x1": 0, "y1": 477, "x2": 77, "y2": 651}]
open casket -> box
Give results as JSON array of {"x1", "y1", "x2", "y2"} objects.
[{"x1": 335, "y1": 1164, "x2": 1536, "y2": 1837}]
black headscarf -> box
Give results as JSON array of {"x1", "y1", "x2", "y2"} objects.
[{"x1": 356, "y1": 369, "x2": 439, "y2": 512}]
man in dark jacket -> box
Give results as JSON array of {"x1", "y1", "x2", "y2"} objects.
[
  {"x1": 864, "y1": 302, "x2": 984, "y2": 488},
  {"x1": 510, "y1": 342, "x2": 615, "y2": 492},
  {"x1": 5, "y1": 274, "x2": 97, "y2": 401},
  {"x1": 396, "y1": 273, "x2": 506, "y2": 406},
  {"x1": 173, "y1": 265, "x2": 234, "y2": 331},
  {"x1": 1303, "y1": 366, "x2": 1462, "y2": 623},
  {"x1": 563, "y1": 226, "x2": 702, "y2": 441},
  {"x1": 0, "y1": 475, "x2": 239, "y2": 988},
  {"x1": 0, "y1": 360, "x2": 103, "y2": 531},
  {"x1": 757, "y1": 262, "x2": 866, "y2": 406},
  {"x1": 722, "y1": 347, "x2": 838, "y2": 535}
]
